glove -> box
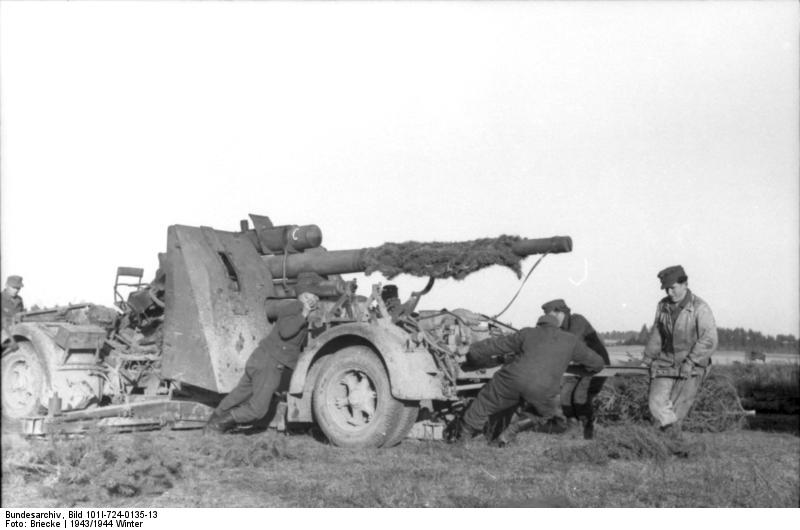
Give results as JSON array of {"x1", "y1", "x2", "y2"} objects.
[{"x1": 678, "y1": 359, "x2": 695, "y2": 379}]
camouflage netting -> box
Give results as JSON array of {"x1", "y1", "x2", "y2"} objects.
[
  {"x1": 593, "y1": 371, "x2": 748, "y2": 433},
  {"x1": 362, "y1": 235, "x2": 526, "y2": 280}
]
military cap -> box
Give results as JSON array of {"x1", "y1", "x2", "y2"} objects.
[
  {"x1": 381, "y1": 284, "x2": 399, "y2": 301},
  {"x1": 536, "y1": 314, "x2": 559, "y2": 327},
  {"x1": 657, "y1": 265, "x2": 687, "y2": 289},
  {"x1": 541, "y1": 298, "x2": 569, "y2": 313},
  {"x1": 6, "y1": 275, "x2": 23, "y2": 288}
]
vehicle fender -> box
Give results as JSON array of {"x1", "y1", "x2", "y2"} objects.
[
  {"x1": 4, "y1": 323, "x2": 61, "y2": 380},
  {"x1": 4, "y1": 323, "x2": 105, "y2": 409},
  {"x1": 287, "y1": 322, "x2": 446, "y2": 423}
]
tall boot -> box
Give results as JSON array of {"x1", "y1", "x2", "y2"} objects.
[
  {"x1": 205, "y1": 409, "x2": 237, "y2": 434},
  {"x1": 454, "y1": 422, "x2": 481, "y2": 447},
  {"x1": 581, "y1": 414, "x2": 595, "y2": 440},
  {"x1": 495, "y1": 416, "x2": 537, "y2": 447},
  {"x1": 446, "y1": 416, "x2": 480, "y2": 446}
]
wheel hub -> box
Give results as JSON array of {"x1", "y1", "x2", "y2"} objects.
[
  {"x1": 334, "y1": 370, "x2": 377, "y2": 427},
  {"x1": 4, "y1": 359, "x2": 37, "y2": 411}
]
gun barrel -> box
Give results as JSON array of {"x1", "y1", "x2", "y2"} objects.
[
  {"x1": 262, "y1": 236, "x2": 572, "y2": 279},
  {"x1": 264, "y1": 249, "x2": 367, "y2": 278},
  {"x1": 512, "y1": 236, "x2": 572, "y2": 256}
]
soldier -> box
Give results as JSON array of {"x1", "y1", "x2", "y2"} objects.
[
  {"x1": 380, "y1": 284, "x2": 405, "y2": 319},
  {"x1": 541, "y1": 299, "x2": 610, "y2": 439},
  {"x1": 456, "y1": 313, "x2": 605, "y2": 446},
  {"x1": 205, "y1": 292, "x2": 319, "y2": 433},
  {"x1": 2, "y1": 275, "x2": 25, "y2": 332},
  {"x1": 643, "y1": 265, "x2": 717, "y2": 453}
]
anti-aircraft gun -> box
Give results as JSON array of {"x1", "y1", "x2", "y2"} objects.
[{"x1": 1, "y1": 214, "x2": 576, "y2": 447}]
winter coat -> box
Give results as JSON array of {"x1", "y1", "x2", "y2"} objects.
[
  {"x1": 1, "y1": 290, "x2": 24, "y2": 331},
  {"x1": 468, "y1": 321, "x2": 605, "y2": 399},
  {"x1": 563, "y1": 313, "x2": 610, "y2": 364},
  {"x1": 258, "y1": 300, "x2": 309, "y2": 370},
  {"x1": 644, "y1": 291, "x2": 717, "y2": 367}
]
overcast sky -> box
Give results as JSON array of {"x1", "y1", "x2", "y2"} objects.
[{"x1": 1, "y1": 1, "x2": 798, "y2": 337}]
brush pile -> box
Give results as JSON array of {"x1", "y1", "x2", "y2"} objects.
[
  {"x1": 593, "y1": 370, "x2": 748, "y2": 432},
  {"x1": 362, "y1": 235, "x2": 526, "y2": 280}
]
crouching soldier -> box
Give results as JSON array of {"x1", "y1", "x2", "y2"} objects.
[
  {"x1": 643, "y1": 265, "x2": 717, "y2": 455},
  {"x1": 455, "y1": 314, "x2": 605, "y2": 447},
  {"x1": 205, "y1": 292, "x2": 319, "y2": 433}
]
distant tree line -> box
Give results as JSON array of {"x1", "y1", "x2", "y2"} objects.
[{"x1": 601, "y1": 326, "x2": 799, "y2": 354}]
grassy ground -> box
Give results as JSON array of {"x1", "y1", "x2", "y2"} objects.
[
  {"x1": 3, "y1": 360, "x2": 798, "y2": 508},
  {"x1": 3, "y1": 424, "x2": 798, "y2": 508}
]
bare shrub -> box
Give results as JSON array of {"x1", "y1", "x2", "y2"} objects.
[{"x1": 593, "y1": 371, "x2": 747, "y2": 432}]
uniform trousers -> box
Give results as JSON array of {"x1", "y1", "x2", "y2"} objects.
[
  {"x1": 217, "y1": 353, "x2": 289, "y2": 424},
  {"x1": 463, "y1": 366, "x2": 558, "y2": 431},
  {"x1": 648, "y1": 368, "x2": 708, "y2": 427}
]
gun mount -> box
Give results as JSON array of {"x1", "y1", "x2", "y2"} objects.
[{"x1": 2, "y1": 213, "x2": 586, "y2": 448}]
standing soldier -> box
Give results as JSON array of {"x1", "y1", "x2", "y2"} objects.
[
  {"x1": 541, "y1": 299, "x2": 610, "y2": 439},
  {"x1": 644, "y1": 265, "x2": 717, "y2": 453},
  {"x1": 456, "y1": 313, "x2": 605, "y2": 446},
  {"x1": 2, "y1": 275, "x2": 25, "y2": 332},
  {"x1": 205, "y1": 292, "x2": 319, "y2": 433}
]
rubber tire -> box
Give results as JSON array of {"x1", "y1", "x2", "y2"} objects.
[
  {"x1": 382, "y1": 400, "x2": 420, "y2": 447},
  {"x1": 2, "y1": 342, "x2": 50, "y2": 419},
  {"x1": 312, "y1": 345, "x2": 405, "y2": 448}
]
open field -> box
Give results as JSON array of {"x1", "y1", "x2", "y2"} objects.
[
  {"x1": 2, "y1": 422, "x2": 799, "y2": 508},
  {"x1": 607, "y1": 346, "x2": 800, "y2": 366},
  {"x1": 3, "y1": 359, "x2": 798, "y2": 508}
]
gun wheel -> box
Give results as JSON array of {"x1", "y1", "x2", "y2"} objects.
[
  {"x1": 2, "y1": 342, "x2": 50, "y2": 419},
  {"x1": 312, "y1": 345, "x2": 413, "y2": 448}
]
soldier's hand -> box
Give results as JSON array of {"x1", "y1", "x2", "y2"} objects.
[
  {"x1": 307, "y1": 312, "x2": 324, "y2": 328},
  {"x1": 647, "y1": 360, "x2": 659, "y2": 378},
  {"x1": 678, "y1": 360, "x2": 695, "y2": 379},
  {"x1": 299, "y1": 293, "x2": 319, "y2": 317}
]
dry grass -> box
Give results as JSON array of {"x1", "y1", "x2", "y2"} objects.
[
  {"x1": 2, "y1": 425, "x2": 798, "y2": 508},
  {"x1": 2, "y1": 430, "x2": 183, "y2": 505},
  {"x1": 2, "y1": 363, "x2": 797, "y2": 508}
]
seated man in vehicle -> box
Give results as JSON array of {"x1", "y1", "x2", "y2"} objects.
[
  {"x1": 455, "y1": 314, "x2": 605, "y2": 447},
  {"x1": 205, "y1": 292, "x2": 319, "y2": 433},
  {"x1": 379, "y1": 284, "x2": 424, "y2": 321}
]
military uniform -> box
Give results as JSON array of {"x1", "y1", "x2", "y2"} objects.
[
  {"x1": 2, "y1": 276, "x2": 25, "y2": 332},
  {"x1": 216, "y1": 300, "x2": 310, "y2": 424},
  {"x1": 644, "y1": 266, "x2": 717, "y2": 428},
  {"x1": 462, "y1": 315, "x2": 605, "y2": 432},
  {"x1": 541, "y1": 299, "x2": 610, "y2": 438}
]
